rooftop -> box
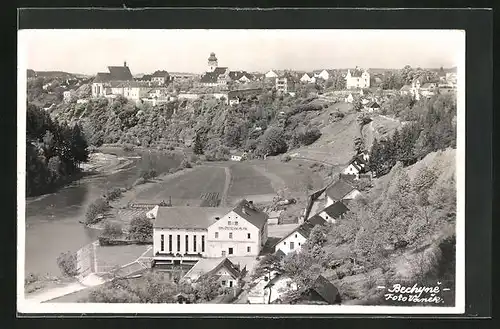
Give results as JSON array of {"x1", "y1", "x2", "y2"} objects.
[
  {"x1": 325, "y1": 179, "x2": 356, "y2": 201},
  {"x1": 232, "y1": 199, "x2": 269, "y2": 230},
  {"x1": 154, "y1": 206, "x2": 232, "y2": 229},
  {"x1": 321, "y1": 201, "x2": 350, "y2": 219}
]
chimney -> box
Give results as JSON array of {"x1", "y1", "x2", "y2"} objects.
[{"x1": 124, "y1": 61, "x2": 127, "y2": 67}]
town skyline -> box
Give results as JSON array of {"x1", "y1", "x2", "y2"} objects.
[{"x1": 20, "y1": 29, "x2": 462, "y2": 75}]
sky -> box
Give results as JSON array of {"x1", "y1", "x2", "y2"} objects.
[{"x1": 19, "y1": 29, "x2": 464, "y2": 75}]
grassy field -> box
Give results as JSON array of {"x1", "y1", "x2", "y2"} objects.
[
  {"x1": 134, "y1": 166, "x2": 227, "y2": 206},
  {"x1": 227, "y1": 163, "x2": 275, "y2": 197}
]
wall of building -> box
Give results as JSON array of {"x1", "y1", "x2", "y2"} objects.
[
  {"x1": 153, "y1": 228, "x2": 208, "y2": 256},
  {"x1": 206, "y1": 210, "x2": 262, "y2": 258},
  {"x1": 275, "y1": 232, "x2": 306, "y2": 255}
]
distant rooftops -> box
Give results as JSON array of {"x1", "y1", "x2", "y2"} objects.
[{"x1": 93, "y1": 62, "x2": 133, "y2": 83}]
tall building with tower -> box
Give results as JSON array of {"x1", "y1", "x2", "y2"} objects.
[{"x1": 208, "y1": 52, "x2": 218, "y2": 72}]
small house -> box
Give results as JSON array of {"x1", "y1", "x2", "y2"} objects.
[
  {"x1": 274, "y1": 215, "x2": 327, "y2": 255},
  {"x1": 230, "y1": 151, "x2": 247, "y2": 162},
  {"x1": 324, "y1": 179, "x2": 361, "y2": 207},
  {"x1": 316, "y1": 201, "x2": 349, "y2": 224},
  {"x1": 293, "y1": 275, "x2": 341, "y2": 305},
  {"x1": 364, "y1": 101, "x2": 381, "y2": 113},
  {"x1": 185, "y1": 257, "x2": 245, "y2": 289},
  {"x1": 345, "y1": 93, "x2": 354, "y2": 103}
]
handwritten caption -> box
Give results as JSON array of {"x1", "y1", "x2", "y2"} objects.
[{"x1": 379, "y1": 282, "x2": 450, "y2": 304}]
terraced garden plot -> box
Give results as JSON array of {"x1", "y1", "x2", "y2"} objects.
[
  {"x1": 134, "y1": 166, "x2": 226, "y2": 204},
  {"x1": 227, "y1": 163, "x2": 275, "y2": 197}
]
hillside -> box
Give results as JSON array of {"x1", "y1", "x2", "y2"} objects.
[{"x1": 276, "y1": 148, "x2": 456, "y2": 305}]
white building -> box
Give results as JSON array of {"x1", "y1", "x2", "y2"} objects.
[
  {"x1": 316, "y1": 201, "x2": 349, "y2": 224},
  {"x1": 274, "y1": 216, "x2": 327, "y2": 256},
  {"x1": 265, "y1": 70, "x2": 279, "y2": 79},
  {"x1": 345, "y1": 93, "x2": 354, "y2": 103},
  {"x1": 206, "y1": 200, "x2": 269, "y2": 258},
  {"x1": 345, "y1": 67, "x2": 370, "y2": 89},
  {"x1": 152, "y1": 200, "x2": 268, "y2": 265},
  {"x1": 184, "y1": 257, "x2": 244, "y2": 288},
  {"x1": 300, "y1": 73, "x2": 316, "y2": 84}
]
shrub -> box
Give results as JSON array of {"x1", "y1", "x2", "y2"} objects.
[
  {"x1": 133, "y1": 177, "x2": 146, "y2": 186},
  {"x1": 129, "y1": 216, "x2": 153, "y2": 242},
  {"x1": 281, "y1": 154, "x2": 291, "y2": 162},
  {"x1": 57, "y1": 251, "x2": 79, "y2": 277},
  {"x1": 25, "y1": 273, "x2": 40, "y2": 286},
  {"x1": 139, "y1": 168, "x2": 157, "y2": 181},
  {"x1": 103, "y1": 221, "x2": 123, "y2": 238},
  {"x1": 104, "y1": 187, "x2": 122, "y2": 201},
  {"x1": 85, "y1": 197, "x2": 110, "y2": 224},
  {"x1": 122, "y1": 144, "x2": 135, "y2": 152},
  {"x1": 180, "y1": 159, "x2": 192, "y2": 169}
]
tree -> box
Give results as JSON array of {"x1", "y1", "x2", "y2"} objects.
[
  {"x1": 129, "y1": 215, "x2": 153, "y2": 242},
  {"x1": 256, "y1": 127, "x2": 288, "y2": 156},
  {"x1": 103, "y1": 221, "x2": 123, "y2": 238},
  {"x1": 85, "y1": 197, "x2": 110, "y2": 224},
  {"x1": 57, "y1": 251, "x2": 79, "y2": 277},
  {"x1": 69, "y1": 123, "x2": 89, "y2": 165},
  {"x1": 194, "y1": 275, "x2": 223, "y2": 302},
  {"x1": 192, "y1": 133, "x2": 204, "y2": 155},
  {"x1": 252, "y1": 253, "x2": 284, "y2": 281}
]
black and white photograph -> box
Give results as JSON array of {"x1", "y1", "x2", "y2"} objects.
[{"x1": 17, "y1": 27, "x2": 465, "y2": 314}]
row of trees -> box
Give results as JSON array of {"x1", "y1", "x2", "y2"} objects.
[
  {"x1": 369, "y1": 94, "x2": 456, "y2": 177},
  {"x1": 84, "y1": 270, "x2": 224, "y2": 303},
  {"x1": 26, "y1": 103, "x2": 89, "y2": 196},
  {"x1": 379, "y1": 65, "x2": 442, "y2": 90}
]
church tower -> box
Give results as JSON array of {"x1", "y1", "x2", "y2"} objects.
[{"x1": 207, "y1": 52, "x2": 218, "y2": 72}]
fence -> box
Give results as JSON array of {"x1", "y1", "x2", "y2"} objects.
[{"x1": 75, "y1": 241, "x2": 97, "y2": 279}]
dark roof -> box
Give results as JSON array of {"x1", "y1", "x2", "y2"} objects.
[
  {"x1": 274, "y1": 249, "x2": 286, "y2": 260},
  {"x1": 213, "y1": 67, "x2": 228, "y2": 76},
  {"x1": 200, "y1": 72, "x2": 218, "y2": 83},
  {"x1": 325, "y1": 179, "x2": 356, "y2": 201},
  {"x1": 229, "y1": 71, "x2": 253, "y2": 81},
  {"x1": 322, "y1": 201, "x2": 349, "y2": 219},
  {"x1": 349, "y1": 69, "x2": 364, "y2": 78},
  {"x1": 308, "y1": 275, "x2": 340, "y2": 304},
  {"x1": 227, "y1": 88, "x2": 262, "y2": 99},
  {"x1": 277, "y1": 215, "x2": 327, "y2": 245},
  {"x1": 151, "y1": 70, "x2": 170, "y2": 78},
  {"x1": 93, "y1": 72, "x2": 111, "y2": 83},
  {"x1": 232, "y1": 199, "x2": 268, "y2": 230},
  {"x1": 107, "y1": 66, "x2": 133, "y2": 81},
  {"x1": 27, "y1": 69, "x2": 37, "y2": 78},
  {"x1": 137, "y1": 74, "x2": 152, "y2": 81},
  {"x1": 208, "y1": 52, "x2": 217, "y2": 61},
  {"x1": 366, "y1": 101, "x2": 380, "y2": 108},
  {"x1": 154, "y1": 206, "x2": 232, "y2": 229},
  {"x1": 202, "y1": 258, "x2": 242, "y2": 280}
]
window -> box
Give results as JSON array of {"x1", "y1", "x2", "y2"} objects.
[
  {"x1": 284, "y1": 241, "x2": 286, "y2": 245},
  {"x1": 229, "y1": 281, "x2": 233, "y2": 288},
  {"x1": 222, "y1": 251, "x2": 226, "y2": 257},
  {"x1": 234, "y1": 221, "x2": 238, "y2": 225},
  {"x1": 228, "y1": 248, "x2": 233, "y2": 255},
  {"x1": 177, "y1": 235, "x2": 181, "y2": 252},
  {"x1": 202, "y1": 235, "x2": 205, "y2": 252},
  {"x1": 221, "y1": 280, "x2": 226, "y2": 286},
  {"x1": 295, "y1": 234, "x2": 297, "y2": 238},
  {"x1": 215, "y1": 232, "x2": 219, "y2": 238},
  {"x1": 247, "y1": 246, "x2": 251, "y2": 253},
  {"x1": 168, "y1": 235, "x2": 172, "y2": 252},
  {"x1": 298, "y1": 242, "x2": 301, "y2": 246},
  {"x1": 229, "y1": 232, "x2": 233, "y2": 239},
  {"x1": 160, "y1": 234, "x2": 164, "y2": 251},
  {"x1": 247, "y1": 233, "x2": 251, "y2": 239},
  {"x1": 290, "y1": 242, "x2": 295, "y2": 250},
  {"x1": 228, "y1": 221, "x2": 232, "y2": 225},
  {"x1": 193, "y1": 235, "x2": 197, "y2": 252},
  {"x1": 185, "y1": 235, "x2": 189, "y2": 253}
]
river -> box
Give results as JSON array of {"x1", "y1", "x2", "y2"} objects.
[{"x1": 24, "y1": 149, "x2": 181, "y2": 277}]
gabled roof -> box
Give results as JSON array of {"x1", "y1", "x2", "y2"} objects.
[
  {"x1": 107, "y1": 66, "x2": 133, "y2": 81},
  {"x1": 308, "y1": 275, "x2": 340, "y2": 304},
  {"x1": 366, "y1": 101, "x2": 380, "y2": 108},
  {"x1": 321, "y1": 201, "x2": 349, "y2": 219},
  {"x1": 348, "y1": 69, "x2": 365, "y2": 78},
  {"x1": 277, "y1": 215, "x2": 327, "y2": 245},
  {"x1": 232, "y1": 199, "x2": 269, "y2": 230},
  {"x1": 400, "y1": 85, "x2": 412, "y2": 91},
  {"x1": 325, "y1": 179, "x2": 356, "y2": 201},
  {"x1": 151, "y1": 70, "x2": 170, "y2": 78},
  {"x1": 200, "y1": 72, "x2": 219, "y2": 83},
  {"x1": 93, "y1": 72, "x2": 111, "y2": 83},
  {"x1": 229, "y1": 71, "x2": 252, "y2": 81},
  {"x1": 200, "y1": 258, "x2": 242, "y2": 280},
  {"x1": 137, "y1": 74, "x2": 152, "y2": 81},
  {"x1": 213, "y1": 67, "x2": 228, "y2": 76},
  {"x1": 154, "y1": 206, "x2": 232, "y2": 229}
]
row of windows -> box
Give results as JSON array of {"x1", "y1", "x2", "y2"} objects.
[
  {"x1": 214, "y1": 232, "x2": 251, "y2": 239},
  {"x1": 160, "y1": 234, "x2": 205, "y2": 253}
]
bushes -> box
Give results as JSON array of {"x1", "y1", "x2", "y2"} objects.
[
  {"x1": 294, "y1": 127, "x2": 322, "y2": 146},
  {"x1": 57, "y1": 251, "x2": 79, "y2": 277},
  {"x1": 103, "y1": 221, "x2": 123, "y2": 238},
  {"x1": 85, "y1": 197, "x2": 110, "y2": 224},
  {"x1": 281, "y1": 154, "x2": 291, "y2": 162},
  {"x1": 122, "y1": 143, "x2": 135, "y2": 152},
  {"x1": 104, "y1": 187, "x2": 123, "y2": 201},
  {"x1": 129, "y1": 215, "x2": 153, "y2": 243}
]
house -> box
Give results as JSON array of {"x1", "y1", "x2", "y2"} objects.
[
  {"x1": 341, "y1": 153, "x2": 369, "y2": 179},
  {"x1": 263, "y1": 274, "x2": 297, "y2": 304},
  {"x1": 316, "y1": 201, "x2": 349, "y2": 223},
  {"x1": 200, "y1": 52, "x2": 230, "y2": 86},
  {"x1": 345, "y1": 67, "x2": 370, "y2": 89},
  {"x1": 364, "y1": 100, "x2": 381, "y2": 113},
  {"x1": 184, "y1": 257, "x2": 245, "y2": 288},
  {"x1": 292, "y1": 275, "x2": 341, "y2": 305},
  {"x1": 228, "y1": 71, "x2": 254, "y2": 83},
  {"x1": 300, "y1": 73, "x2": 316, "y2": 84},
  {"x1": 324, "y1": 178, "x2": 361, "y2": 207},
  {"x1": 63, "y1": 90, "x2": 72, "y2": 103},
  {"x1": 150, "y1": 70, "x2": 172, "y2": 85},
  {"x1": 445, "y1": 72, "x2": 457, "y2": 85},
  {"x1": 420, "y1": 83, "x2": 437, "y2": 99},
  {"x1": 267, "y1": 209, "x2": 283, "y2": 225},
  {"x1": 92, "y1": 61, "x2": 134, "y2": 98},
  {"x1": 265, "y1": 70, "x2": 279, "y2": 79},
  {"x1": 400, "y1": 84, "x2": 412, "y2": 96},
  {"x1": 206, "y1": 199, "x2": 269, "y2": 258},
  {"x1": 230, "y1": 151, "x2": 247, "y2": 162},
  {"x1": 227, "y1": 88, "x2": 262, "y2": 105},
  {"x1": 345, "y1": 93, "x2": 354, "y2": 103},
  {"x1": 275, "y1": 75, "x2": 294, "y2": 94},
  {"x1": 274, "y1": 215, "x2": 327, "y2": 256},
  {"x1": 152, "y1": 206, "x2": 233, "y2": 266},
  {"x1": 314, "y1": 69, "x2": 331, "y2": 81}
]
